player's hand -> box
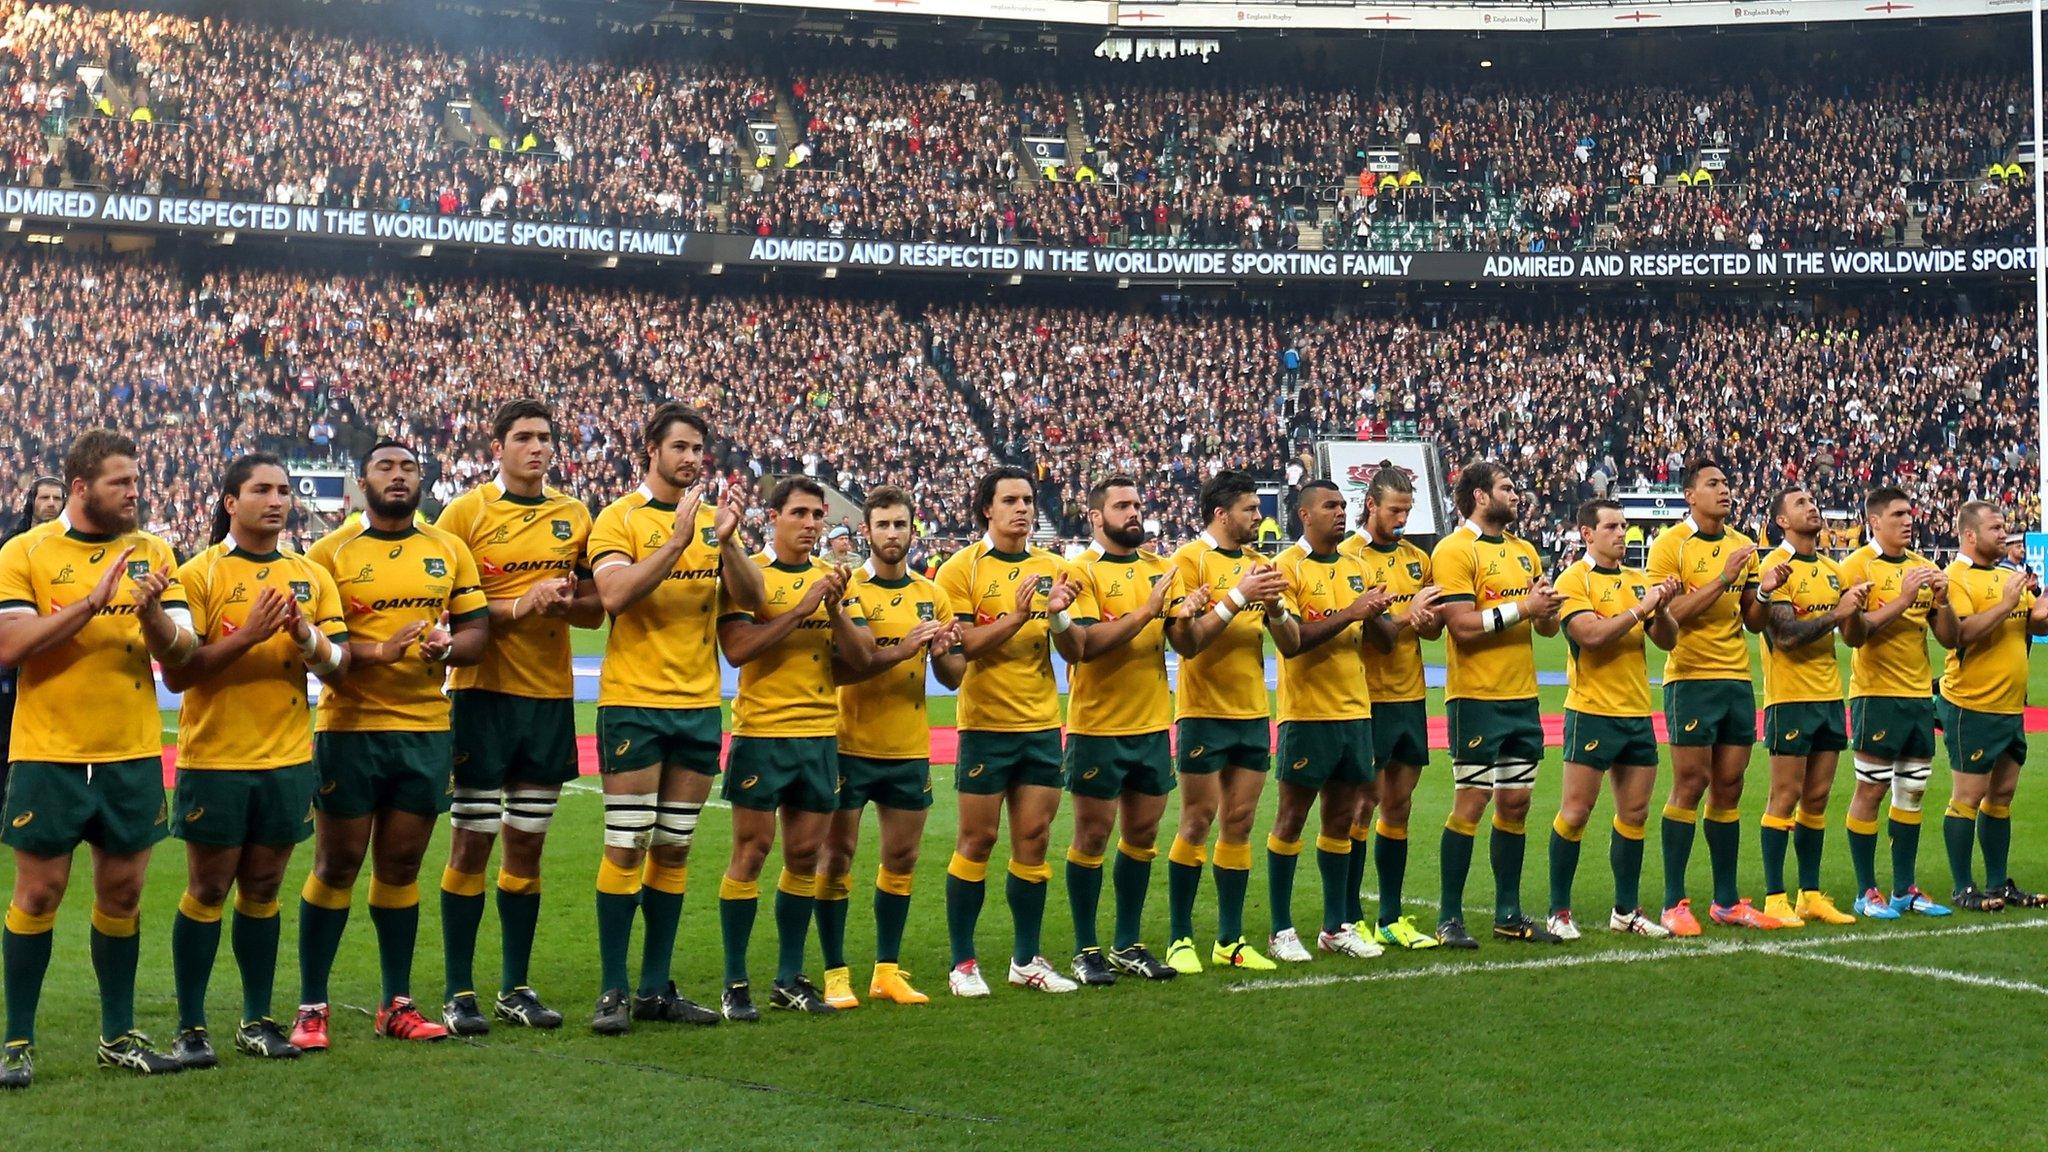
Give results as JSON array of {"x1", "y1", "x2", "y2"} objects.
[
  {"x1": 1720, "y1": 544, "x2": 1758, "y2": 587},
  {"x1": 799, "y1": 568, "x2": 844, "y2": 615},
  {"x1": 1177, "y1": 584, "x2": 1213, "y2": 618},
  {"x1": 932, "y1": 621, "x2": 964, "y2": 651},
  {"x1": 1349, "y1": 586, "x2": 1395, "y2": 621},
  {"x1": 528, "y1": 576, "x2": 576, "y2": 618},
  {"x1": 128, "y1": 562, "x2": 173, "y2": 617},
  {"x1": 1140, "y1": 573, "x2": 1172, "y2": 619},
  {"x1": 284, "y1": 596, "x2": 312, "y2": 643},
  {"x1": 1521, "y1": 578, "x2": 1561, "y2": 620},
  {"x1": 378, "y1": 619, "x2": 429, "y2": 664},
  {"x1": 1901, "y1": 565, "x2": 1936, "y2": 597},
  {"x1": 1759, "y1": 561, "x2": 1793, "y2": 596},
  {"x1": 2002, "y1": 569, "x2": 2030, "y2": 607},
  {"x1": 714, "y1": 483, "x2": 747, "y2": 544},
  {"x1": 1926, "y1": 569, "x2": 1950, "y2": 604},
  {"x1": 239, "y1": 587, "x2": 292, "y2": 643},
  {"x1": 418, "y1": 612, "x2": 454, "y2": 662},
  {"x1": 1013, "y1": 576, "x2": 1040, "y2": 614},
  {"x1": 901, "y1": 620, "x2": 946, "y2": 651},
  {"x1": 1046, "y1": 574, "x2": 1078, "y2": 614},
  {"x1": 1643, "y1": 577, "x2": 1684, "y2": 616},
  {"x1": 1235, "y1": 563, "x2": 1288, "y2": 606},
  {"x1": 672, "y1": 483, "x2": 706, "y2": 543},
  {"x1": 83, "y1": 546, "x2": 136, "y2": 613},
  {"x1": 1835, "y1": 581, "x2": 1873, "y2": 618}
]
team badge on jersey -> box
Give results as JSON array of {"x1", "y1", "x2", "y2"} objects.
[
  {"x1": 423, "y1": 557, "x2": 447, "y2": 578},
  {"x1": 917, "y1": 601, "x2": 936, "y2": 622},
  {"x1": 1348, "y1": 575, "x2": 1365, "y2": 593},
  {"x1": 701, "y1": 527, "x2": 718, "y2": 548},
  {"x1": 291, "y1": 580, "x2": 313, "y2": 602},
  {"x1": 552, "y1": 519, "x2": 573, "y2": 540},
  {"x1": 1407, "y1": 562, "x2": 1424, "y2": 581},
  {"x1": 126, "y1": 559, "x2": 151, "y2": 580}
]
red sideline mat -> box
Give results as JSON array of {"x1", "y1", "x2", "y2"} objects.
[{"x1": 158, "y1": 707, "x2": 2048, "y2": 782}]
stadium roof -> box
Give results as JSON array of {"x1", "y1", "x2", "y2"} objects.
[{"x1": 538, "y1": 0, "x2": 2028, "y2": 34}]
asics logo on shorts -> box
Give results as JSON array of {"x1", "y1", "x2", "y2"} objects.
[
  {"x1": 1187, "y1": 745, "x2": 1205, "y2": 758},
  {"x1": 1292, "y1": 758, "x2": 1309, "y2": 770},
  {"x1": 320, "y1": 781, "x2": 338, "y2": 795},
  {"x1": 8, "y1": 812, "x2": 30, "y2": 828},
  {"x1": 1871, "y1": 730, "x2": 1887, "y2": 742},
  {"x1": 967, "y1": 765, "x2": 985, "y2": 778},
  {"x1": 184, "y1": 807, "x2": 205, "y2": 823},
  {"x1": 614, "y1": 739, "x2": 631, "y2": 756},
  {"x1": 1583, "y1": 741, "x2": 1599, "y2": 752},
  {"x1": 1684, "y1": 720, "x2": 1700, "y2": 732},
  {"x1": 1467, "y1": 736, "x2": 1483, "y2": 749},
  {"x1": 741, "y1": 775, "x2": 759, "y2": 789},
  {"x1": 1784, "y1": 729, "x2": 1800, "y2": 741},
  {"x1": 1082, "y1": 767, "x2": 1099, "y2": 780}
]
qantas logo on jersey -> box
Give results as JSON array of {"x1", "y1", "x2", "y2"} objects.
[
  {"x1": 479, "y1": 558, "x2": 504, "y2": 578},
  {"x1": 667, "y1": 567, "x2": 715, "y2": 581},
  {"x1": 491, "y1": 559, "x2": 574, "y2": 575},
  {"x1": 374, "y1": 597, "x2": 445, "y2": 611},
  {"x1": 220, "y1": 617, "x2": 240, "y2": 636}
]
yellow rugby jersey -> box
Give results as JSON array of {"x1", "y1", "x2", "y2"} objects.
[
  {"x1": 1067, "y1": 547, "x2": 1183, "y2": 737},
  {"x1": 933, "y1": 537, "x2": 1075, "y2": 733},
  {"x1": 1170, "y1": 533, "x2": 1287, "y2": 721},
  {"x1": 1645, "y1": 518, "x2": 1759, "y2": 682},
  {"x1": 1756, "y1": 546, "x2": 1846, "y2": 705},
  {"x1": 1342, "y1": 533, "x2": 1430, "y2": 704},
  {"x1": 1839, "y1": 545, "x2": 1939, "y2": 700},
  {"x1": 722, "y1": 553, "x2": 858, "y2": 739},
  {"x1": 1273, "y1": 542, "x2": 1372, "y2": 723},
  {"x1": 1940, "y1": 561, "x2": 2034, "y2": 715},
  {"x1": 0, "y1": 520, "x2": 185, "y2": 763},
  {"x1": 175, "y1": 542, "x2": 347, "y2": 769},
  {"x1": 1556, "y1": 559, "x2": 1653, "y2": 717},
  {"x1": 1431, "y1": 522, "x2": 1542, "y2": 702},
  {"x1": 307, "y1": 522, "x2": 487, "y2": 733},
  {"x1": 838, "y1": 563, "x2": 952, "y2": 759},
  {"x1": 436, "y1": 481, "x2": 592, "y2": 699},
  {"x1": 587, "y1": 487, "x2": 723, "y2": 710}
]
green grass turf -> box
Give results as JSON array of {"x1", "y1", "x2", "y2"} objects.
[{"x1": 37, "y1": 631, "x2": 2048, "y2": 1150}]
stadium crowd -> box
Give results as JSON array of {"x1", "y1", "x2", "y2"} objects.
[
  {"x1": 0, "y1": 241, "x2": 2031, "y2": 560},
  {"x1": 0, "y1": 0, "x2": 2028, "y2": 254}
]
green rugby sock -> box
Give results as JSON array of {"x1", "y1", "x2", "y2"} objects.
[
  {"x1": 1111, "y1": 845, "x2": 1154, "y2": 951},
  {"x1": 171, "y1": 899, "x2": 223, "y2": 1031}
]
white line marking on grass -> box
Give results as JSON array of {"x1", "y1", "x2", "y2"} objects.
[
  {"x1": 1776, "y1": 950, "x2": 2048, "y2": 996},
  {"x1": 1362, "y1": 889, "x2": 1440, "y2": 910},
  {"x1": 559, "y1": 779, "x2": 730, "y2": 810},
  {"x1": 1227, "y1": 916, "x2": 2048, "y2": 993}
]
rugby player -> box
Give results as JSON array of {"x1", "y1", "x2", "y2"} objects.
[
  {"x1": 586, "y1": 403, "x2": 761, "y2": 1034},
  {"x1": 435, "y1": 400, "x2": 603, "y2": 1034},
  {"x1": 0, "y1": 430, "x2": 198, "y2": 1084},
  {"x1": 294, "y1": 440, "x2": 488, "y2": 1047},
  {"x1": 163, "y1": 455, "x2": 348, "y2": 1064},
  {"x1": 814, "y1": 487, "x2": 964, "y2": 1007}
]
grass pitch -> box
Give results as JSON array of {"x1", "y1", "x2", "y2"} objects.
[{"x1": 13, "y1": 633, "x2": 2048, "y2": 1151}]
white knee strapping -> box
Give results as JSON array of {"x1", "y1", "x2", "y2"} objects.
[
  {"x1": 1492, "y1": 762, "x2": 1538, "y2": 791},
  {"x1": 1853, "y1": 757, "x2": 1896, "y2": 786},
  {"x1": 652, "y1": 801, "x2": 703, "y2": 848},
  {"x1": 1452, "y1": 762, "x2": 1494, "y2": 791},
  {"x1": 603, "y1": 792, "x2": 657, "y2": 849},
  {"x1": 502, "y1": 787, "x2": 560, "y2": 834},
  {"x1": 1892, "y1": 759, "x2": 1932, "y2": 812},
  {"x1": 450, "y1": 787, "x2": 503, "y2": 832}
]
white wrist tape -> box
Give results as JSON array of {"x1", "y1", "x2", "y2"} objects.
[
  {"x1": 1227, "y1": 587, "x2": 1249, "y2": 611},
  {"x1": 1484, "y1": 602, "x2": 1522, "y2": 633},
  {"x1": 1049, "y1": 610, "x2": 1073, "y2": 634},
  {"x1": 1213, "y1": 601, "x2": 1237, "y2": 623}
]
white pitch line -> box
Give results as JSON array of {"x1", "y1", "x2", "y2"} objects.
[
  {"x1": 1228, "y1": 916, "x2": 2048, "y2": 993},
  {"x1": 1776, "y1": 949, "x2": 2048, "y2": 996},
  {"x1": 1361, "y1": 889, "x2": 1440, "y2": 910}
]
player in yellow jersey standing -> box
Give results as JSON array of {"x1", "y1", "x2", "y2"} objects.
[
  {"x1": 1339, "y1": 464, "x2": 1443, "y2": 951},
  {"x1": 1754, "y1": 486, "x2": 1869, "y2": 928},
  {"x1": 935, "y1": 466, "x2": 1119, "y2": 996},
  {"x1": 433, "y1": 400, "x2": 603, "y2": 1036},
  {"x1": 0, "y1": 430, "x2": 198, "y2": 1085},
  {"x1": 294, "y1": 441, "x2": 489, "y2": 1048},
  {"x1": 713, "y1": 477, "x2": 879, "y2": 1019},
  {"x1": 1160, "y1": 471, "x2": 1298, "y2": 974},
  {"x1": 815, "y1": 486, "x2": 964, "y2": 1008},
  {"x1": 1266, "y1": 480, "x2": 1392, "y2": 963},
  {"x1": 162, "y1": 455, "x2": 349, "y2": 1066},
  {"x1": 1431, "y1": 462, "x2": 1560, "y2": 948},
  {"x1": 586, "y1": 403, "x2": 761, "y2": 1034},
  {"x1": 1546, "y1": 500, "x2": 1679, "y2": 940},
  {"x1": 1837, "y1": 486, "x2": 1951, "y2": 920},
  {"x1": 1062, "y1": 476, "x2": 1208, "y2": 986},
  {"x1": 1644, "y1": 460, "x2": 1775, "y2": 934},
  {"x1": 1932, "y1": 501, "x2": 2048, "y2": 911}
]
